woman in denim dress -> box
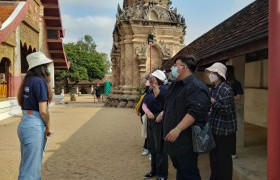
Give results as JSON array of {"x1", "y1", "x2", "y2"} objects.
[{"x1": 17, "y1": 52, "x2": 53, "y2": 180}]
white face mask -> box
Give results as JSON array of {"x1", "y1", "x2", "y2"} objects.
[
  {"x1": 209, "y1": 73, "x2": 218, "y2": 83},
  {"x1": 145, "y1": 80, "x2": 150, "y2": 86}
]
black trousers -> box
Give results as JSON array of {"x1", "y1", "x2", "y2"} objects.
[
  {"x1": 147, "y1": 120, "x2": 168, "y2": 178},
  {"x1": 170, "y1": 152, "x2": 201, "y2": 180},
  {"x1": 230, "y1": 133, "x2": 237, "y2": 155},
  {"x1": 143, "y1": 138, "x2": 148, "y2": 149},
  {"x1": 210, "y1": 133, "x2": 235, "y2": 180}
]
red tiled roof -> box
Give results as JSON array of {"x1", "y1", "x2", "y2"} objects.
[
  {"x1": 0, "y1": 2, "x2": 29, "y2": 44},
  {"x1": 162, "y1": 0, "x2": 268, "y2": 70}
]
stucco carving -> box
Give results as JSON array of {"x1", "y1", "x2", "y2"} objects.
[
  {"x1": 160, "y1": 41, "x2": 172, "y2": 57},
  {"x1": 0, "y1": 44, "x2": 14, "y2": 62},
  {"x1": 135, "y1": 42, "x2": 147, "y2": 60},
  {"x1": 24, "y1": 0, "x2": 40, "y2": 32},
  {"x1": 116, "y1": 0, "x2": 185, "y2": 25},
  {"x1": 20, "y1": 23, "x2": 39, "y2": 51},
  {"x1": 4, "y1": 32, "x2": 16, "y2": 47}
]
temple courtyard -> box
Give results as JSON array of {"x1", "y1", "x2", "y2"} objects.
[{"x1": 0, "y1": 95, "x2": 266, "y2": 180}]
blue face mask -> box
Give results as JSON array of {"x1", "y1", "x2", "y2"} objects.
[
  {"x1": 46, "y1": 66, "x2": 51, "y2": 75},
  {"x1": 171, "y1": 66, "x2": 179, "y2": 79}
]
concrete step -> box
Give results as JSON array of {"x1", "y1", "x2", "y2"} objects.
[{"x1": 0, "y1": 98, "x2": 21, "y2": 121}]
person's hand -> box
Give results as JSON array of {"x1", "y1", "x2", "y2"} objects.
[
  {"x1": 147, "y1": 112, "x2": 155, "y2": 119},
  {"x1": 45, "y1": 128, "x2": 53, "y2": 137},
  {"x1": 165, "y1": 127, "x2": 181, "y2": 142},
  {"x1": 155, "y1": 114, "x2": 163, "y2": 123},
  {"x1": 210, "y1": 97, "x2": 215, "y2": 104}
]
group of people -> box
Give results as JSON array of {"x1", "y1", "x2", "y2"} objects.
[
  {"x1": 140, "y1": 55, "x2": 243, "y2": 180},
  {"x1": 15, "y1": 51, "x2": 243, "y2": 180}
]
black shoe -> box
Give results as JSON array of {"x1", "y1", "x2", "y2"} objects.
[{"x1": 144, "y1": 171, "x2": 155, "y2": 179}]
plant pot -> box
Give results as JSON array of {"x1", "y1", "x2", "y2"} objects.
[{"x1": 70, "y1": 94, "x2": 76, "y2": 101}]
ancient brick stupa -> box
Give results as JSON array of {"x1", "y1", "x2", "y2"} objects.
[{"x1": 107, "y1": 0, "x2": 186, "y2": 107}]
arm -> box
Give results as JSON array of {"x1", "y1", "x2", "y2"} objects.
[
  {"x1": 39, "y1": 101, "x2": 52, "y2": 137},
  {"x1": 142, "y1": 103, "x2": 151, "y2": 114},
  {"x1": 155, "y1": 111, "x2": 164, "y2": 123},
  {"x1": 211, "y1": 88, "x2": 233, "y2": 114},
  {"x1": 233, "y1": 81, "x2": 243, "y2": 102},
  {"x1": 165, "y1": 114, "x2": 195, "y2": 142},
  {"x1": 234, "y1": 94, "x2": 241, "y2": 101},
  {"x1": 142, "y1": 103, "x2": 154, "y2": 119}
]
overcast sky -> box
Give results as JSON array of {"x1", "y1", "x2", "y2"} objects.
[{"x1": 59, "y1": 0, "x2": 256, "y2": 59}]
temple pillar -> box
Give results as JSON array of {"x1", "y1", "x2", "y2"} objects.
[
  {"x1": 111, "y1": 56, "x2": 117, "y2": 92},
  {"x1": 227, "y1": 56, "x2": 245, "y2": 148},
  {"x1": 11, "y1": 26, "x2": 22, "y2": 97},
  {"x1": 131, "y1": 49, "x2": 140, "y2": 95},
  {"x1": 119, "y1": 41, "x2": 125, "y2": 93},
  {"x1": 115, "y1": 54, "x2": 121, "y2": 90},
  {"x1": 123, "y1": 36, "x2": 133, "y2": 95},
  {"x1": 268, "y1": 0, "x2": 280, "y2": 179},
  {"x1": 39, "y1": 5, "x2": 44, "y2": 52}
]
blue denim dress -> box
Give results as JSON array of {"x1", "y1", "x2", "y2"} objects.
[{"x1": 17, "y1": 111, "x2": 45, "y2": 180}]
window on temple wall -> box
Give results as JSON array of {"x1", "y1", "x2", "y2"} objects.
[{"x1": 20, "y1": 42, "x2": 35, "y2": 74}]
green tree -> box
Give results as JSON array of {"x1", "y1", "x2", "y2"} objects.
[{"x1": 55, "y1": 35, "x2": 110, "y2": 93}]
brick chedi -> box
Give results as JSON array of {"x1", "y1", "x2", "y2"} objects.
[{"x1": 107, "y1": 0, "x2": 186, "y2": 108}]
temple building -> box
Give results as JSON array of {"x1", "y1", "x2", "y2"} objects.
[
  {"x1": 0, "y1": 0, "x2": 69, "y2": 120},
  {"x1": 108, "y1": 0, "x2": 186, "y2": 107}
]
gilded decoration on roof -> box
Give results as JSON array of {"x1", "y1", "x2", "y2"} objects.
[
  {"x1": 20, "y1": 23, "x2": 39, "y2": 51},
  {"x1": 24, "y1": 0, "x2": 40, "y2": 32},
  {"x1": 0, "y1": 44, "x2": 14, "y2": 66}
]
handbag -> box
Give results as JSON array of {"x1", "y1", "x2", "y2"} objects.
[
  {"x1": 135, "y1": 93, "x2": 146, "y2": 114},
  {"x1": 192, "y1": 122, "x2": 216, "y2": 153}
]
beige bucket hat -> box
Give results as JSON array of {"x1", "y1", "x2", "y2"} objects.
[
  {"x1": 151, "y1": 70, "x2": 167, "y2": 83},
  {"x1": 27, "y1": 52, "x2": 53, "y2": 71},
  {"x1": 205, "y1": 62, "x2": 227, "y2": 80}
]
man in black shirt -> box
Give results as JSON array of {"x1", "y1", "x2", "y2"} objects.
[
  {"x1": 156, "y1": 55, "x2": 210, "y2": 180},
  {"x1": 226, "y1": 65, "x2": 244, "y2": 159}
]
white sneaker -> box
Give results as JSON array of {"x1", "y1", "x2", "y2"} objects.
[
  {"x1": 148, "y1": 154, "x2": 152, "y2": 160},
  {"x1": 232, "y1": 155, "x2": 238, "y2": 159},
  {"x1": 142, "y1": 149, "x2": 149, "y2": 156}
]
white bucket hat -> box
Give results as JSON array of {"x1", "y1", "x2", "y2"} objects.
[
  {"x1": 27, "y1": 52, "x2": 53, "y2": 70},
  {"x1": 205, "y1": 62, "x2": 227, "y2": 80},
  {"x1": 151, "y1": 70, "x2": 167, "y2": 83}
]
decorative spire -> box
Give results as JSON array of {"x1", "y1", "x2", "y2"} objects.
[{"x1": 123, "y1": 0, "x2": 172, "y2": 9}]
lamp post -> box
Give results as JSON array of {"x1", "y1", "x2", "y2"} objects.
[{"x1": 147, "y1": 34, "x2": 154, "y2": 73}]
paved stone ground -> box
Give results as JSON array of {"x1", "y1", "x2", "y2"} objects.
[{"x1": 2, "y1": 95, "x2": 259, "y2": 180}]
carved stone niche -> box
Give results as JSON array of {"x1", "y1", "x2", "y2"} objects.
[
  {"x1": 135, "y1": 42, "x2": 147, "y2": 58},
  {"x1": 161, "y1": 43, "x2": 172, "y2": 58},
  {"x1": 137, "y1": 56, "x2": 147, "y2": 65}
]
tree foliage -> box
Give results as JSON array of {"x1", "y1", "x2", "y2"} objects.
[{"x1": 55, "y1": 35, "x2": 110, "y2": 92}]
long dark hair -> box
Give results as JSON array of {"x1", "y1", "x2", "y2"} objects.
[{"x1": 17, "y1": 64, "x2": 53, "y2": 107}]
